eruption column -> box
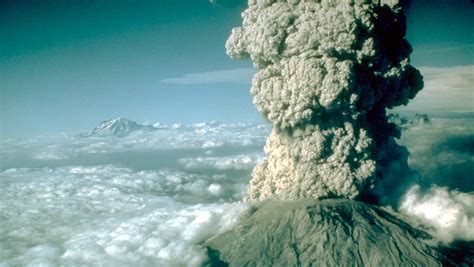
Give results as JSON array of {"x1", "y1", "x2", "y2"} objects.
[{"x1": 227, "y1": 0, "x2": 423, "y2": 202}]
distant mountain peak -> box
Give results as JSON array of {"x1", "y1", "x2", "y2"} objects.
[{"x1": 89, "y1": 117, "x2": 154, "y2": 137}]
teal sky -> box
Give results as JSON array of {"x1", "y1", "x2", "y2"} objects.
[{"x1": 1, "y1": 0, "x2": 473, "y2": 137}]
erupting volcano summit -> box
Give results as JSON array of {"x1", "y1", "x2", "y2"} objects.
[{"x1": 226, "y1": 0, "x2": 423, "y2": 203}]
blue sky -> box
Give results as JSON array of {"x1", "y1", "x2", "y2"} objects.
[{"x1": 1, "y1": 0, "x2": 473, "y2": 137}]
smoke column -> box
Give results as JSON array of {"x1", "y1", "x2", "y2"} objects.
[{"x1": 226, "y1": 0, "x2": 423, "y2": 203}]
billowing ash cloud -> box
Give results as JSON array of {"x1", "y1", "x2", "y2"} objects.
[{"x1": 226, "y1": 0, "x2": 422, "y2": 202}]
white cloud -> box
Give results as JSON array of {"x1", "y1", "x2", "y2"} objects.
[
  {"x1": 0, "y1": 165, "x2": 248, "y2": 266},
  {"x1": 179, "y1": 154, "x2": 264, "y2": 170},
  {"x1": 400, "y1": 185, "x2": 474, "y2": 243},
  {"x1": 160, "y1": 68, "x2": 254, "y2": 85},
  {"x1": 395, "y1": 65, "x2": 474, "y2": 113}
]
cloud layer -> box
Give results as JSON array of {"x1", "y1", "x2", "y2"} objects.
[
  {"x1": 160, "y1": 68, "x2": 254, "y2": 85},
  {"x1": 396, "y1": 65, "x2": 474, "y2": 113},
  {"x1": 0, "y1": 117, "x2": 473, "y2": 265},
  {"x1": 0, "y1": 165, "x2": 248, "y2": 266}
]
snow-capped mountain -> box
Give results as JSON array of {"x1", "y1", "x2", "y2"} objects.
[{"x1": 88, "y1": 118, "x2": 155, "y2": 137}]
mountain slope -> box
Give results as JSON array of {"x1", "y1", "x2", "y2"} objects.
[{"x1": 204, "y1": 199, "x2": 472, "y2": 266}]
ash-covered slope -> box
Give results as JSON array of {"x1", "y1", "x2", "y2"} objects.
[{"x1": 204, "y1": 199, "x2": 471, "y2": 266}]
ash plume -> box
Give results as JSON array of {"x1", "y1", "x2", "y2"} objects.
[{"x1": 226, "y1": 0, "x2": 423, "y2": 203}]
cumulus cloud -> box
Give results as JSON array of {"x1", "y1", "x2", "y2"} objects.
[
  {"x1": 0, "y1": 165, "x2": 249, "y2": 266},
  {"x1": 227, "y1": 0, "x2": 422, "y2": 202},
  {"x1": 395, "y1": 65, "x2": 474, "y2": 113},
  {"x1": 400, "y1": 185, "x2": 474, "y2": 243},
  {"x1": 160, "y1": 68, "x2": 254, "y2": 85},
  {"x1": 61, "y1": 203, "x2": 247, "y2": 266},
  {"x1": 179, "y1": 154, "x2": 264, "y2": 170}
]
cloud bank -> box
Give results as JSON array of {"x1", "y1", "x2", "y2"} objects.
[
  {"x1": 0, "y1": 165, "x2": 248, "y2": 266},
  {"x1": 396, "y1": 65, "x2": 474, "y2": 113},
  {"x1": 0, "y1": 116, "x2": 473, "y2": 265}
]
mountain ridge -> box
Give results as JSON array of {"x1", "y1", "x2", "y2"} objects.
[
  {"x1": 204, "y1": 199, "x2": 473, "y2": 266},
  {"x1": 87, "y1": 118, "x2": 156, "y2": 137}
]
